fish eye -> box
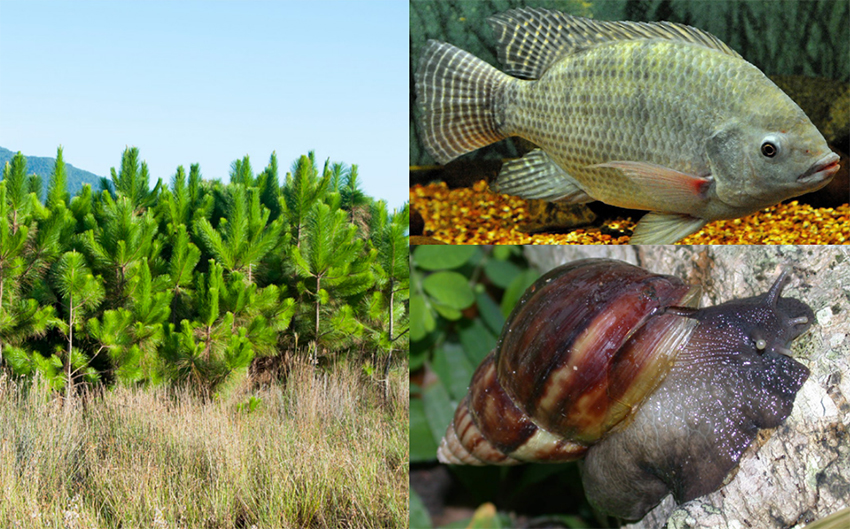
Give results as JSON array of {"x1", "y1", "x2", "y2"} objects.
[
  {"x1": 761, "y1": 142, "x2": 777, "y2": 157},
  {"x1": 760, "y1": 135, "x2": 782, "y2": 158}
]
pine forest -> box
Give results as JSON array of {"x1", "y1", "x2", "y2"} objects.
[{"x1": 0, "y1": 146, "x2": 409, "y2": 528}]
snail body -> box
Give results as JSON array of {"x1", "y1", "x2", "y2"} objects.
[{"x1": 438, "y1": 259, "x2": 813, "y2": 520}]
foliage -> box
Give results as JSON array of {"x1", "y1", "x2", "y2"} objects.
[
  {"x1": 51, "y1": 250, "x2": 105, "y2": 398},
  {"x1": 366, "y1": 201, "x2": 410, "y2": 382},
  {"x1": 194, "y1": 183, "x2": 283, "y2": 279},
  {"x1": 0, "y1": 147, "x2": 408, "y2": 393},
  {"x1": 0, "y1": 146, "x2": 105, "y2": 202},
  {"x1": 290, "y1": 200, "x2": 373, "y2": 354}
]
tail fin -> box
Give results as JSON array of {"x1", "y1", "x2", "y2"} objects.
[{"x1": 415, "y1": 40, "x2": 513, "y2": 164}]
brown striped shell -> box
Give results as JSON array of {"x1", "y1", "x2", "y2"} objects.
[
  {"x1": 437, "y1": 259, "x2": 814, "y2": 520},
  {"x1": 437, "y1": 259, "x2": 701, "y2": 465}
]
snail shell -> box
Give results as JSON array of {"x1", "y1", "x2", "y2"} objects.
[{"x1": 438, "y1": 259, "x2": 812, "y2": 520}]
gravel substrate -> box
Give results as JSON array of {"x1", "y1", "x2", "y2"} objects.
[{"x1": 411, "y1": 180, "x2": 850, "y2": 245}]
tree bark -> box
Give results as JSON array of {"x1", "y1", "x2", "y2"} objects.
[
  {"x1": 66, "y1": 297, "x2": 74, "y2": 405},
  {"x1": 524, "y1": 245, "x2": 850, "y2": 529},
  {"x1": 314, "y1": 275, "x2": 321, "y2": 365},
  {"x1": 384, "y1": 282, "x2": 395, "y2": 401}
]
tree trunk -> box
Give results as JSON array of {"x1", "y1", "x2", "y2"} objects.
[
  {"x1": 524, "y1": 245, "x2": 850, "y2": 529},
  {"x1": 66, "y1": 297, "x2": 74, "y2": 405},
  {"x1": 383, "y1": 282, "x2": 396, "y2": 401},
  {"x1": 314, "y1": 275, "x2": 321, "y2": 365}
]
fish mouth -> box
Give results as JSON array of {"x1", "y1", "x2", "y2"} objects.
[{"x1": 797, "y1": 152, "x2": 840, "y2": 185}]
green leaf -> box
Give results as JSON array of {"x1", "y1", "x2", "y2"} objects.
[
  {"x1": 414, "y1": 245, "x2": 477, "y2": 270},
  {"x1": 501, "y1": 269, "x2": 540, "y2": 318},
  {"x1": 422, "y1": 370, "x2": 455, "y2": 447},
  {"x1": 484, "y1": 258, "x2": 523, "y2": 289},
  {"x1": 409, "y1": 488, "x2": 433, "y2": 529},
  {"x1": 423, "y1": 271, "x2": 474, "y2": 310},
  {"x1": 491, "y1": 245, "x2": 519, "y2": 261},
  {"x1": 458, "y1": 319, "x2": 498, "y2": 367},
  {"x1": 410, "y1": 398, "x2": 439, "y2": 463},
  {"x1": 432, "y1": 341, "x2": 475, "y2": 401},
  {"x1": 476, "y1": 291, "x2": 505, "y2": 335},
  {"x1": 410, "y1": 294, "x2": 435, "y2": 342},
  {"x1": 431, "y1": 302, "x2": 462, "y2": 321}
]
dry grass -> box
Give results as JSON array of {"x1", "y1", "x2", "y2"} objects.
[{"x1": 0, "y1": 360, "x2": 408, "y2": 529}]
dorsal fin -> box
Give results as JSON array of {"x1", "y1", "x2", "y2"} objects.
[{"x1": 487, "y1": 7, "x2": 742, "y2": 79}]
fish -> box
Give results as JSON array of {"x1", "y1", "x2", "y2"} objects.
[{"x1": 414, "y1": 8, "x2": 840, "y2": 244}]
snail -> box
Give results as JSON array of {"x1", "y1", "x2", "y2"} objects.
[{"x1": 438, "y1": 259, "x2": 813, "y2": 520}]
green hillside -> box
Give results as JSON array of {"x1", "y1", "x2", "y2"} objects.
[{"x1": 0, "y1": 146, "x2": 104, "y2": 199}]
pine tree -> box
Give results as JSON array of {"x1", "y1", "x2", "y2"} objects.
[
  {"x1": 0, "y1": 181, "x2": 31, "y2": 366},
  {"x1": 165, "y1": 224, "x2": 201, "y2": 323},
  {"x1": 2, "y1": 152, "x2": 45, "y2": 232},
  {"x1": 109, "y1": 147, "x2": 162, "y2": 211},
  {"x1": 229, "y1": 155, "x2": 254, "y2": 187},
  {"x1": 159, "y1": 260, "x2": 262, "y2": 390},
  {"x1": 218, "y1": 271, "x2": 295, "y2": 359},
  {"x1": 68, "y1": 184, "x2": 95, "y2": 234},
  {"x1": 27, "y1": 174, "x2": 43, "y2": 204},
  {"x1": 52, "y1": 250, "x2": 105, "y2": 402},
  {"x1": 22, "y1": 150, "x2": 76, "y2": 288},
  {"x1": 328, "y1": 162, "x2": 347, "y2": 196},
  {"x1": 281, "y1": 152, "x2": 331, "y2": 247},
  {"x1": 256, "y1": 152, "x2": 281, "y2": 222},
  {"x1": 0, "y1": 180, "x2": 62, "y2": 371},
  {"x1": 366, "y1": 202, "x2": 410, "y2": 383},
  {"x1": 80, "y1": 193, "x2": 162, "y2": 305},
  {"x1": 160, "y1": 164, "x2": 213, "y2": 235},
  {"x1": 46, "y1": 145, "x2": 71, "y2": 208},
  {"x1": 193, "y1": 184, "x2": 284, "y2": 281},
  {"x1": 0, "y1": 147, "x2": 401, "y2": 394},
  {"x1": 3, "y1": 153, "x2": 28, "y2": 216},
  {"x1": 290, "y1": 201, "x2": 374, "y2": 359},
  {"x1": 340, "y1": 164, "x2": 369, "y2": 212},
  {"x1": 88, "y1": 257, "x2": 172, "y2": 384}
]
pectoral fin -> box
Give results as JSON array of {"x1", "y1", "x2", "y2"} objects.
[
  {"x1": 588, "y1": 161, "x2": 711, "y2": 210},
  {"x1": 492, "y1": 149, "x2": 593, "y2": 203},
  {"x1": 629, "y1": 212, "x2": 708, "y2": 245}
]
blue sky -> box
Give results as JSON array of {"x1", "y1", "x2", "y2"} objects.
[{"x1": 0, "y1": 0, "x2": 408, "y2": 210}]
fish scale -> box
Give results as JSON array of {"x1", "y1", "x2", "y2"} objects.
[
  {"x1": 503, "y1": 39, "x2": 727, "y2": 209},
  {"x1": 414, "y1": 8, "x2": 839, "y2": 244}
]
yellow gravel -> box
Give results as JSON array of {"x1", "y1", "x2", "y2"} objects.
[{"x1": 411, "y1": 180, "x2": 850, "y2": 245}]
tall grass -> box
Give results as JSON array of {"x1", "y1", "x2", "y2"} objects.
[{"x1": 0, "y1": 360, "x2": 409, "y2": 529}]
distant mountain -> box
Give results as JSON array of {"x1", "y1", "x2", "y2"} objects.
[{"x1": 0, "y1": 146, "x2": 105, "y2": 200}]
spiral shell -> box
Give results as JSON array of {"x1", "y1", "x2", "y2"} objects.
[{"x1": 438, "y1": 259, "x2": 701, "y2": 465}]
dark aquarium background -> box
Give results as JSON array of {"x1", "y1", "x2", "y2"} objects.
[{"x1": 409, "y1": 0, "x2": 850, "y2": 167}]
